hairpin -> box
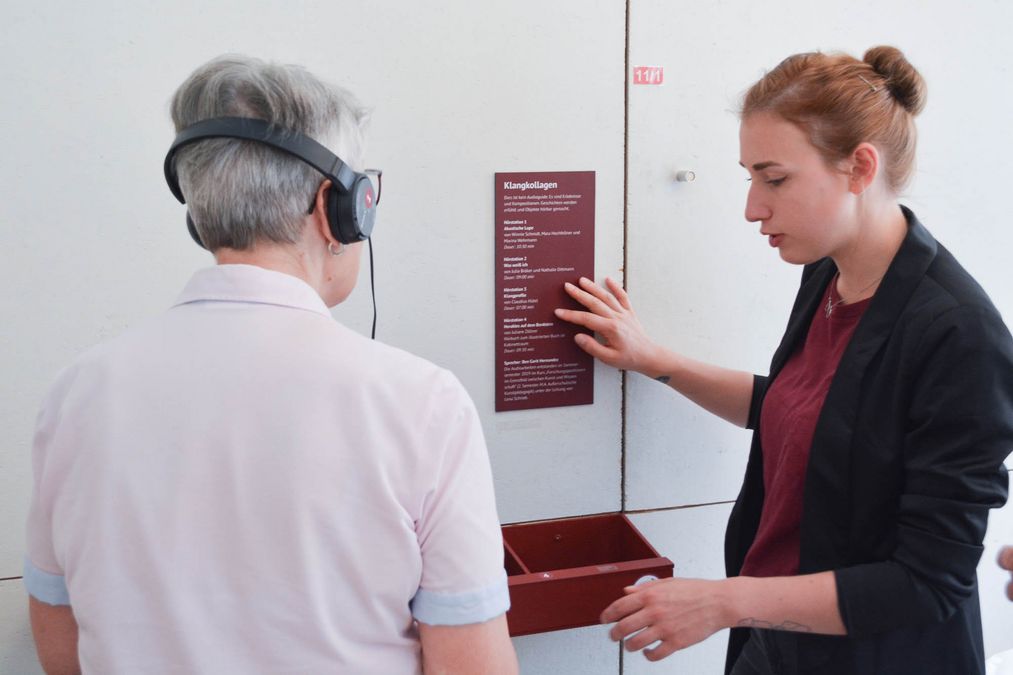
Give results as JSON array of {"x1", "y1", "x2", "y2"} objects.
[{"x1": 858, "y1": 74, "x2": 880, "y2": 93}]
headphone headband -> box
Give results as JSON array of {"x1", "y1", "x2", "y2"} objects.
[{"x1": 164, "y1": 117, "x2": 356, "y2": 204}]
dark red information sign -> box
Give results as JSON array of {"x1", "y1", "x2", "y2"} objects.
[{"x1": 495, "y1": 171, "x2": 595, "y2": 412}]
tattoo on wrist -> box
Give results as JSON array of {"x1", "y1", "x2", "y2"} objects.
[
  {"x1": 654, "y1": 375, "x2": 671, "y2": 384},
  {"x1": 736, "y1": 618, "x2": 812, "y2": 633}
]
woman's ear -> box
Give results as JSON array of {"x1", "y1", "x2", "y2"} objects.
[{"x1": 848, "y1": 142, "x2": 880, "y2": 195}]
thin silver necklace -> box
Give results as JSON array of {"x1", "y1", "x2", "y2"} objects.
[{"x1": 824, "y1": 272, "x2": 883, "y2": 318}]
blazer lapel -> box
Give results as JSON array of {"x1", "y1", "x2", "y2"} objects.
[{"x1": 800, "y1": 206, "x2": 939, "y2": 571}]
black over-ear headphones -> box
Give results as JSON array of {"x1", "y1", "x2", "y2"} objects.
[{"x1": 164, "y1": 117, "x2": 377, "y2": 249}]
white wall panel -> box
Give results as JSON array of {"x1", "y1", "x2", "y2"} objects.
[
  {"x1": 626, "y1": 504, "x2": 734, "y2": 674},
  {"x1": 626, "y1": 377, "x2": 751, "y2": 509},
  {"x1": 514, "y1": 624, "x2": 619, "y2": 674},
  {"x1": 0, "y1": 580, "x2": 43, "y2": 675}
]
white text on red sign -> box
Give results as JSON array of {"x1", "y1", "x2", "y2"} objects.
[{"x1": 633, "y1": 66, "x2": 664, "y2": 85}]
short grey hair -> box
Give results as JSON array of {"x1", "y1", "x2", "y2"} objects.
[{"x1": 169, "y1": 55, "x2": 368, "y2": 251}]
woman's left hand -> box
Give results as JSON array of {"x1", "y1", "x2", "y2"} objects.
[{"x1": 600, "y1": 577, "x2": 731, "y2": 662}]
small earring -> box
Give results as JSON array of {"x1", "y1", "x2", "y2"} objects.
[{"x1": 328, "y1": 241, "x2": 345, "y2": 257}]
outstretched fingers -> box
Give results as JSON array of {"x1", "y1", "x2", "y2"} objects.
[
  {"x1": 603, "y1": 277, "x2": 632, "y2": 311},
  {"x1": 554, "y1": 308, "x2": 610, "y2": 332},
  {"x1": 573, "y1": 332, "x2": 620, "y2": 362},
  {"x1": 576, "y1": 276, "x2": 629, "y2": 312},
  {"x1": 643, "y1": 639, "x2": 680, "y2": 662},
  {"x1": 564, "y1": 281, "x2": 616, "y2": 316},
  {"x1": 622, "y1": 626, "x2": 661, "y2": 653},
  {"x1": 602, "y1": 590, "x2": 646, "y2": 631}
]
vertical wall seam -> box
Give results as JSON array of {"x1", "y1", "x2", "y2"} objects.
[
  {"x1": 620, "y1": 0, "x2": 631, "y2": 517},
  {"x1": 619, "y1": 1, "x2": 631, "y2": 673}
]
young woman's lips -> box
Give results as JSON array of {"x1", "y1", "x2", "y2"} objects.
[{"x1": 767, "y1": 234, "x2": 784, "y2": 247}]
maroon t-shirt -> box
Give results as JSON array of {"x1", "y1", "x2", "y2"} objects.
[{"x1": 740, "y1": 283, "x2": 871, "y2": 577}]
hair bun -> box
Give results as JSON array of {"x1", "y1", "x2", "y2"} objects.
[{"x1": 863, "y1": 46, "x2": 926, "y2": 115}]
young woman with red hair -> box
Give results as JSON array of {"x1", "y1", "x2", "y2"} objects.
[{"x1": 557, "y1": 46, "x2": 1013, "y2": 674}]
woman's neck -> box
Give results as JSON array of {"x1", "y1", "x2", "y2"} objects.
[
  {"x1": 831, "y1": 201, "x2": 908, "y2": 302},
  {"x1": 215, "y1": 243, "x2": 316, "y2": 288}
]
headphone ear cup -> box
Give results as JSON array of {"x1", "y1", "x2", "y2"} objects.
[
  {"x1": 326, "y1": 183, "x2": 370, "y2": 244},
  {"x1": 186, "y1": 212, "x2": 208, "y2": 250},
  {"x1": 325, "y1": 186, "x2": 351, "y2": 244},
  {"x1": 353, "y1": 176, "x2": 377, "y2": 240}
]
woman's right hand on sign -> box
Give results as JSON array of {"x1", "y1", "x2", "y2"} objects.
[{"x1": 554, "y1": 277, "x2": 660, "y2": 375}]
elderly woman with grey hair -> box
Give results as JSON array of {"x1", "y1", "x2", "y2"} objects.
[{"x1": 25, "y1": 55, "x2": 518, "y2": 675}]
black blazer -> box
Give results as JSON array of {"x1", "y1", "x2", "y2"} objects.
[{"x1": 724, "y1": 208, "x2": 1013, "y2": 674}]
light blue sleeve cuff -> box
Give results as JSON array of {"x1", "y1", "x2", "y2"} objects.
[
  {"x1": 23, "y1": 557, "x2": 70, "y2": 606},
  {"x1": 410, "y1": 569, "x2": 510, "y2": 626}
]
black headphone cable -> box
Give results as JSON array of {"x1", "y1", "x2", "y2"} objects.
[{"x1": 369, "y1": 237, "x2": 376, "y2": 340}]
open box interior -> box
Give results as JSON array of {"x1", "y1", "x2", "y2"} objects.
[
  {"x1": 503, "y1": 513, "x2": 659, "y2": 575},
  {"x1": 500, "y1": 512, "x2": 674, "y2": 636}
]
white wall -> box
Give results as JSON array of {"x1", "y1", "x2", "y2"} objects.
[
  {"x1": 2, "y1": 1, "x2": 1012, "y2": 673},
  {"x1": 0, "y1": 579, "x2": 40, "y2": 675}
]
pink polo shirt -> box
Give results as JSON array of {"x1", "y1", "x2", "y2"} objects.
[{"x1": 25, "y1": 264, "x2": 509, "y2": 674}]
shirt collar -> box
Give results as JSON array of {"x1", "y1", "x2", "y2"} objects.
[{"x1": 173, "y1": 264, "x2": 332, "y2": 318}]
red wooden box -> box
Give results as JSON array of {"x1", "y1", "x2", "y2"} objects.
[{"x1": 501, "y1": 513, "x2": 674, "y2": 636}]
